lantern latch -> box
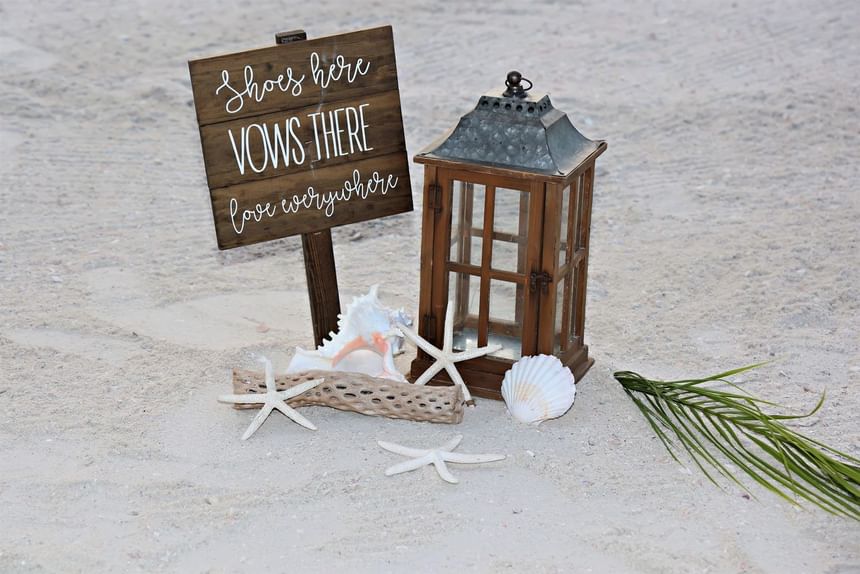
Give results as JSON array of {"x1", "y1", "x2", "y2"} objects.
[
  {"x1": 427, "y1": 182, "x2": 443, "y2": 213},
  {"x1": 529, "y1": 271, "x2": 553, "y2": 294}
]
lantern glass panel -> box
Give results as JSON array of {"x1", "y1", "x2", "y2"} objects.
[
  {"x1": 559, "y1": 184, "x2": 572, "y2": 270},
  {"x1": 553, "y1": 276, "x2": 567, "y2": 355},
  {"x1": 450, "y1": 181, "x2": 485, "y2": 267},
  {"x1": 569, "y1": 263, "x2": 582, "y2": 344},
  {"x1": 488, "y1": 279, "x2": 525, "y2": 360},
  {"x1": 490, "y1": 187, "x2": 530, "y2": 274},
  {"x1": 448, "y1": 270, "x2": 480, "y2": 352}
]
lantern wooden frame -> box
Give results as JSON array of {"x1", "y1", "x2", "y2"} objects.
[{"x1": 411, "y1": 140, "x2": 606, "y2": 400}]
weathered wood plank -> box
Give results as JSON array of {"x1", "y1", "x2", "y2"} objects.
[
  {"x1": 189, "y1": 26, "x2": 399, "y2": 126},
  {"x1": 199, "y1": 89, "x2": 406, "y2": 189},
  {"x1": 210, "y1": 151, "x2": 411, "y2": 249}
]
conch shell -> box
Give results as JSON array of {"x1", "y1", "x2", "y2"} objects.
[{"x1": 286, "y1": 285, "x2": 409, "y2": 382}]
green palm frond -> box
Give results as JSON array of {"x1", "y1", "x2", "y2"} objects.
[{"x1": 614, "y1": 364, "x2": 860, "y2": 520}]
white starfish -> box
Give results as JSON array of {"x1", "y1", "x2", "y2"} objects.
[
  {"x1": 378, "y1": 435, "x2": 506, "y2": 484},
  {"x1": 397, "y1": 300, "x2": 501, "y2": 403},
  {"x1": 218, "y1": 357, "x2": 324, "y2": 440}
]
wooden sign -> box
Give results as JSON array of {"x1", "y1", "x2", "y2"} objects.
[{"x1": 188, "y1": 26, "x2": 412, "y2": 250}]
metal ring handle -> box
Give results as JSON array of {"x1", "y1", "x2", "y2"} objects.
[{"x1": 503, "y1": 71, "x2": 533, "y2": 98}]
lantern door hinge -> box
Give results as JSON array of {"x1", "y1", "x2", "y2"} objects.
[
  {"x1": 529, "y1": 271, "x2": 553, "y2": 294},
  {"x1": 427, "y1": 183, "x2": 443, "y2": 213}
]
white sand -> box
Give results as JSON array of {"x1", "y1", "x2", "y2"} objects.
[{"x1": 1, "y1": 0, "x2": 858, "y2": 572}]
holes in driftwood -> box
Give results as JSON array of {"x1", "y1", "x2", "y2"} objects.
[{"x1": 236, "y1": 376, "x2": 458, "y2": 419}]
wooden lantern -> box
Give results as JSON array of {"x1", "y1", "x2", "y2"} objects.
[{"x1": 411, "y1": 71, "x2": 607, "y2": 400}]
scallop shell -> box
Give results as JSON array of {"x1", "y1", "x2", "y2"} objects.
[{"x1": 501, "y1": 355, "x2": 576, "y2": 425}]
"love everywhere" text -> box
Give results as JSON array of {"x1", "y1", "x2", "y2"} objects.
[{"x1": 228, "y1": 169, "x2": 399, "y2": 235}]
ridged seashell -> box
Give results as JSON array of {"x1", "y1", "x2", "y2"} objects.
[
  {"x1": 286, "y1": 285, "x2": 407, "y2": 382},
  {"x1": 318, "y1": 285, "x2": 399, "y2": 359},
  {"x1": 501, "y1": 355, "x2": 576, "y2": 425}
]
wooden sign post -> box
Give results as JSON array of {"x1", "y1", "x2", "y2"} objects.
[{"x1": 188, "y1": 26, "x2": 413, "y2": 346}]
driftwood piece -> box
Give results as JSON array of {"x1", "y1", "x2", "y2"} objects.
[{"x1": 231, "y1": 369, "x2": 465, "y2": 424}]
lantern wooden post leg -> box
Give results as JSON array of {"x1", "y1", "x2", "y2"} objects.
[
  {"x1": 537, "y1": 182, "x2": 562, "y2": 354},
  {"x1": 430, "y1": 172, "x2": 453, "y2": 344},
  {"x1": 416, "y1": 166, "x2": 439, "y2": 358},
  {"x1": 575, "y1": 166, "x2": 595, "y2": 342}
]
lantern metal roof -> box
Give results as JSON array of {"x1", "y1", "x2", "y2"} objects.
[{"x1": 415, "y1": 71, "x2": 605, "y2": 180}]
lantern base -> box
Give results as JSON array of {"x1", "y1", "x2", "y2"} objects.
[{"x1": 409, "y1": 346, "x2": 593, "y2": 401}]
